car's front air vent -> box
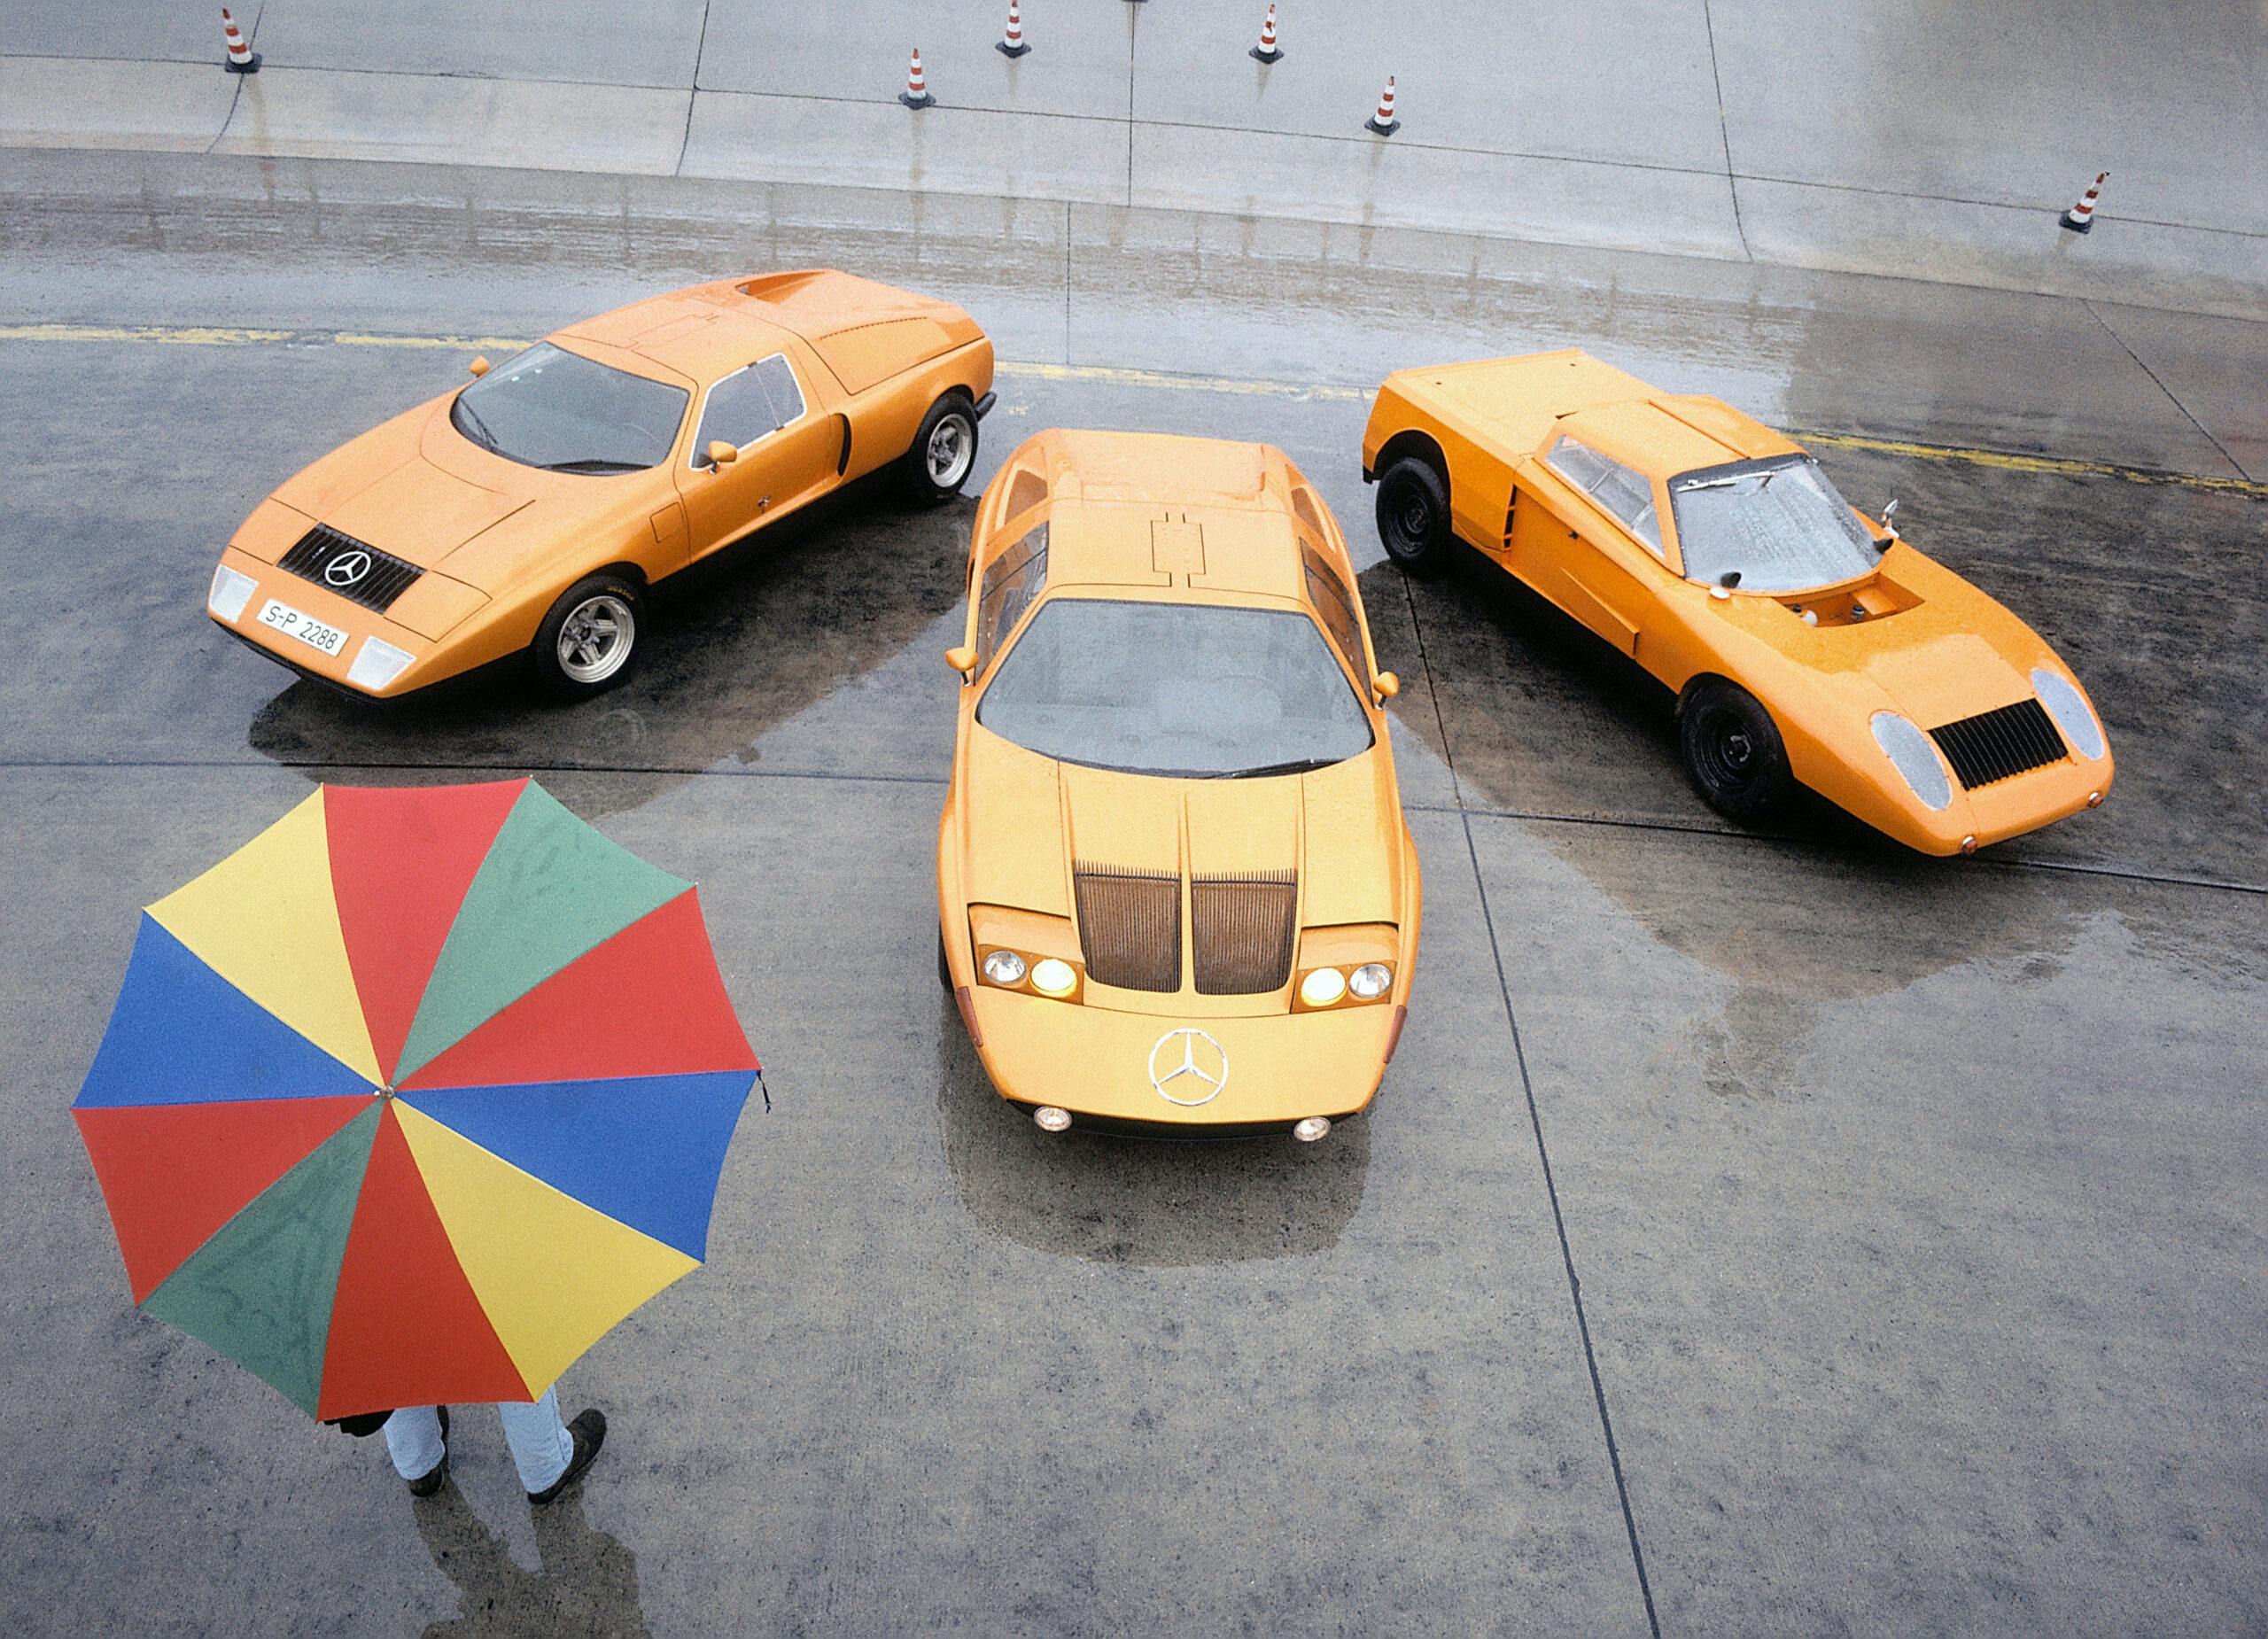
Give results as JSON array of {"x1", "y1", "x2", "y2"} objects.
[
  {"x1": 1073, "y1": 863, "x2": 1181, "y2": 993},
  {"x1": 277, "y1": 524, "x2": 422, "y2": 614},
  {"x1": 1929, "y1": 697, "x2": 2067, "y2": 789},
  {"x1": 1192, "y1": 870, "x2": 1297, "y2": 996}
]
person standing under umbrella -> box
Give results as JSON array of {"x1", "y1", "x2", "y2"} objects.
[{"x1": 339, "y1": 1393, "x2": 607, "y2": 1502}]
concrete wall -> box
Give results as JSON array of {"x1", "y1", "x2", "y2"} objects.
[{"x1": 4, "y1": 0, "x2": 2263, "y2": 319}]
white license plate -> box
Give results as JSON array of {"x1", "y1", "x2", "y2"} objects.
[{"x1": 256, "y1": 599, "x2": 350, "y2": 657}]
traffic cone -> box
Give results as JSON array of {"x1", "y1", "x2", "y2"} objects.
[
  {"x1": 2059, "y1": 172, "x2": 2107, "y2": 234},
  {"x1": 998, "y1": 1, "x2": 1030, "y2": 58},
  {"x1": 1365, "y1": 75, "x2": 1399, "y2": 136},
  {"x1": 899, "y1": 47, "x2": 935, "y2": 108},
  {"x1": 1250, "y1": 4, "x2": 1283, "y2": 63},
  {"x1": 220, "y1": 7, "x2": 260, "y2": 74}
]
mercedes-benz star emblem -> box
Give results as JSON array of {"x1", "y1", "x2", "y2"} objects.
[
  {"x1": 324, "y1": 549, "x2": 374, "y2": 587},
  {"x1": 1147, "y1": 1027, "x2": 1228, "y2": 1107}
]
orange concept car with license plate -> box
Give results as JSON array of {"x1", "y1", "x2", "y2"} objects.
[
  {"x1": 206, "y1": 271, "x2": 995, "y2": 700},
  {"x1": 1362, "y1": 350, "x2": 2113, "y2": 855},
  {"x1": 936, "y1": 431, "x2": 1423, "y2": 1140}
]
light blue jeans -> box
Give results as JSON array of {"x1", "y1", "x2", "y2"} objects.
[{"x1": 383, "y1": 1387, "x2": 574, "y2": 1494}]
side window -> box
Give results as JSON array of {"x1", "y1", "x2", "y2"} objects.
[
  {"x1": 975, "y1": 524, "x2": 1049, "y2": 665},
  {"x1": 1300, "y1": 541, "x2": 1364, "y2": 674},
  {"x1": 1003, "y1": 467, "x2": 1048, "y2": 521},
  {"x1": 692, "y1": 353, "x2": 805, "y2": 465},
  {"x1": 1291, "y1": 485, "x2": 1327, "y2": 540},
  {"x1": 1544, "y1": 435, "x2": 1664, "y2": 556}
]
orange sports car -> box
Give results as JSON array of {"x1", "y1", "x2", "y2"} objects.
[
  {"x1": 207, "y1": 271, "x2": 995, "y2": 699},
  {"x1": 1362, "y1": 350, "x2": 2112, "y2": 855},
  {"x1": 936, "y1": 430, "x2": 1422, "y2": 1140}
]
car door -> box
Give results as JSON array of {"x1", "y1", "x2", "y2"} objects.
[
  {"x1": 675, "y1": 350, "x2": 843, "y2": 559},
  {"x1": 1508, "y1": 434, "x2": 1670, "y2": 661}
]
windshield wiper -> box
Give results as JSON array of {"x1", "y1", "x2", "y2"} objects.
[
  {"x1": 454, "y1": 398, "x2": 500, "y2": 453},
  {"x1": 1214, "y1": 755, "x2": 1340, "y2": 780},
  {"x1": 542, "y1": 457, "x2": 644, "y2": 474}
]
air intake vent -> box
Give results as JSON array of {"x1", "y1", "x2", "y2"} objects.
[
  {"x1": 1929, "y1": 697, "x2": 2067, "y2": 789},
  {"x1": 277, "y1": 524, "x2": 422, "y2": 614},
  {"x1": 1073, "y1": 864, "x2": 1180, "y2": 993},
  {"x1": 1192, "y1": 870, "x2": 1297, "y2": 995}
]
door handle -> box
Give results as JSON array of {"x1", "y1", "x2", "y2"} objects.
[{"x1": 757, "y1": 497, "x2": 771, "y2": 509}]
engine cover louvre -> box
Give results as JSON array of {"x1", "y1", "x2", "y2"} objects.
[
  {"x1": 1192, "y1": 870, "x2": 1298, "y2": 996},
  {"x1": 1073, "y1": 863, "x2": 1181, "y2": 993},
  {"x1": 1929, "y1": 697, "x2": 2068, "y2": 789},
  {"x1": 277, "y1": 524, "x2": 423, "y2": 614}
]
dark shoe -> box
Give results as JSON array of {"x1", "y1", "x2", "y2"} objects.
[
  {"x1": 527, "y1": 1409, "x2": 606, "y2": 1506},
  {"x1": 405, "y1": 1406, "x2": 451, "y2": 1498}
]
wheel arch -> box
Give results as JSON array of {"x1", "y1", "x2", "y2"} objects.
[{"x1": 1372, "y1": 429, "x2": 1450, "y2": 493}]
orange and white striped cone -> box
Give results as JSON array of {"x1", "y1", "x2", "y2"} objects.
[
  {"x1": 899, "y1": 46, "x2": 935, "y2": 108},
  {"x1": 997, "y1": 1, "x2": 1030, "y2": 58},
  {"x1": 220, "y1": 7, "x2": 260, "y2": 74},
  {"x1": 1250, "y1": 4, "x2": 1284, "y2": 63},
  {"x1": 1365, "y1": 74, "x2": 1399, "y2": 136},
  {"x1": 2059, "y1": 172, "x2": 2107, "y2": 234}
]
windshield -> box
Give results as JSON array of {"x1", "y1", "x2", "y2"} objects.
[
  {"x1": 1668, "y1": 456, "x2": 1882, "y2": 592},
  {"x1": 976, "y1": 598, "x2": 1374, "y2": 778},
  {"x1": 450, "y1": 343, "x2": 687, "y2": 474}
]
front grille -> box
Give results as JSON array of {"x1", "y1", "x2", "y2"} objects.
[
  {"x1": 1074, "y1": 863, "x2": 1181, "y2": 993},
  {"x1": 277, "y1": 524, "x2": 423, "y2": 614},
  {"x1": 1192, "y1": 870, "x2": 1297, "y2": 995},
  {"x1": 1929, "y1": 697, "x2": 2067, "y2": 789}
]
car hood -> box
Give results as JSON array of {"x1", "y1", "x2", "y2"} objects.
[{"x1": 271, "y1": 407, "x2": 531, "y2": 571}]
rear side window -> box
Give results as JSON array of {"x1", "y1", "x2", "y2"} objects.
[
  {"x1": 1301, "y1": 542, "x2": 1364, "y2": 674},
  {"x1": 1544, "y1": 435, "x2": 1664, "y2": 556},
  {"x1": 975, "y1": 524, "x2": 1049, "y2": 664},
  {"x1": 692, "y1": 353, "x2": 806, "y2": 464}
]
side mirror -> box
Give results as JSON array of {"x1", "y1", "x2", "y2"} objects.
[
  {"x1": 944, "y1": 646, "x2": 977, "y2": 678},
  {"x1": 706, "y1": 440, "x2": 739, "y2": 469},
  {"x1": 1373, "y1": 671, "x2": 1401, "y2": 701},
  {"x1": 467, "y1": 355, "x2": 491, "y2": 377},
  {"x1": 1880, "y1": 497, "x2": 1900, "y2": 536}
]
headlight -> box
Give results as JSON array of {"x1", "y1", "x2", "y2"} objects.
[
  {"x1": 2031, "y1": 667, "x2": 2105, "y2": 759},
  {"x1": 346, "y1": 637, "x2": 414, "y2": 692},
  {"x1": 1299, "y1": 967, "x2": 1348, "y2": 1007},
  {"x1": 1029, "y1": 958, "x2": 1076, "y2": 998},
  {"x1": 1869, "y1": 712, "x2": 1951, "y2": 811},
  {"x1": 1348, "y1": 962, "x2": 1392, "y2": 1001},
  {"x1": 981, "y1": 949, "x2": 1027, "y2": 987},
  {"x1": 208, "y1": 564, "x2": 258, "y2": 623}
]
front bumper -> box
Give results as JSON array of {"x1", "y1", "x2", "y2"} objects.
[
  {"x1": 965, "y1": 985, "x2": 1403, "y2": 1132},
  {"x1": 208, "y1": 545, "x2": 471, "y2": 699},
  {"x1": 1852, "y1": 750, "x2": 2114, "y2": 855}
]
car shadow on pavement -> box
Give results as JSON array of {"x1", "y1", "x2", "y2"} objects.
[
  {"x1": 932, "y1": 993, "x2": 1371, "y2": 1266},
  {"x1": 410, "y1": 1480, "x2": 649, "y2": 1639}
]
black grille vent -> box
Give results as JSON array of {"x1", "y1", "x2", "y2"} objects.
[
  {"x1": 1929, "y1": 697, "x2": 2066, "y2": 789},
  {"x1": 1192, "y1": 871, "x2": 1298, "y2": 995},
  {"x1": 277, "y1": 524, "x2": 423, "y2": 614},
  {"x1": 1073, "y1": 863, "x2": 1181, "y2": 993}
]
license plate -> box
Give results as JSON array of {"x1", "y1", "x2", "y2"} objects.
[{"x1": 256, "y1": 599, "x2": 350, "y2": 657}]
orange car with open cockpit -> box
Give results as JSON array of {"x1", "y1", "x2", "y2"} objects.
[
  {"x1": 206, "y1": 271, "x2": 994, "y2": 700},
  {"x1": 936, "y1": 430, "x2": 1422, "y2": 1140},
  {"x1": 1363, "y1": 349, "x2": 2112, "y2": 855}
]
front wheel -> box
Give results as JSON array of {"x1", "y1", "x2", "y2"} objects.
[
  {"x1": 1375, "y1": 456, "x2": 1451, "y2": 574},
  {"x1": 533, "y1": 573, "x2": 646, "y2": 701},
  {"x1": 902, "y1": 392, "x2": 979, "y2": 504},
  {"x1": 1679, "y1": 678, "x2": 1793, "y2": 819}
]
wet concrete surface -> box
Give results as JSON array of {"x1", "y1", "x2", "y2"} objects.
[{"x1": 2, "y1": 158, "x2": 2264, "y2": 1635}]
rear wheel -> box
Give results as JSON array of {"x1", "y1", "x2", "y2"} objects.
[
  {"x1": 1375, "y1": 455, "x2": 1451, "y2": 574},
  {"x1": 1679, "y1": 678, "x2": 1793, "y2": 819},
  {"x1": 533, "y1": 573, "x2": 645, "y2": 701},
  {"x1": 902, "y1": 392, "x2": 979, "y2": 504}
]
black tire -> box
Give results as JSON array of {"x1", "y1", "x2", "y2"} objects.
[
  {"x1": 901, "y1": 392, "x2": 980, "y2": 504},
  {"x1": 1375, "y1": 455, "x2": 1451, "y2": 574},
  {"x1": 533, "y1": 572, "x2": 646, "y2": 701},
  {"x1": 1679, "y1": 678, "x2": 1793, "y2": 820}
]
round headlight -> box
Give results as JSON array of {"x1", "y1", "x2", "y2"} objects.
[
  {"x1": 1869, "y1": 711, "x2": 1952, "y2": 812},
  {"x1": 1348, "y1": 962, "x2": 1392, "y2": 1000},
  {"x1": 1300, "y1": 967, "x2": 1348, "y2": 1007},
  {"x1": 1033, "y1": 1105, "x2": 1071, "y2": 1132},
  {"x1": 2031, "y1": 667, "x2": 2105, "y2": 759},
  {"x1": 981, "y1": 949, "x2": 1027, "y2": 987},
  {"x1": 1293, "y1": 1116, "x2": 1332, "y2": 1143},
  {"x1": 1029, "y1": 957, "x2": 1077, "y2": 998}
]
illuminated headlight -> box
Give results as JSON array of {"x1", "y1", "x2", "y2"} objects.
[
  {"x1": 1029, "y1": 958, "x2": 1077, "y2": 998},
  {"x1": 346, "y1": 637, "x2": 414, "y2": 692},
  {"x1": 1348, "y1": 963, "x2": 1392, "y2": 1001},
  {"x1": 981, "y1": 949, "x2": 1027, "y2": 987},
  {"x1": 2031, "y1": 668, "x2": 2105, "y2": 759},
  {"x1": 1293, "y1": 1116, "x2": 1332, "y2": 1143},
  {"x1": 208, "y1": 564, "x2": 259, "y2": 623},
  {"x1": 1299, "y1": 967, "x2": 1348, "y2": 1007},
  {"x1": 1033, "y1": 1105, "x2": 1072, "y2": 1132},
  {"x1": 1869, "y1": 711, "x2": 1951, "y2": 812}
]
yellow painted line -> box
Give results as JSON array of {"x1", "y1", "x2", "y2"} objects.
[{"x1": 4, "y1": 320, "x2": 2260, "y2": 498}]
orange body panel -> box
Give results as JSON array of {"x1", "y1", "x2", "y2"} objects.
[
  {"x1": 208, "y1": 271, "x2": 993, "y2": 696},
  {"x1": 936, "y1": 430, "x2": 1424, "y2": 1134},
  {"x1": 1363, "y1": 351, "x2": 2113, "y2": 854}
]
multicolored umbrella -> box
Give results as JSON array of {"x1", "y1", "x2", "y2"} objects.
[{"x1": 72, "y1": 779, "x2": 758, "y2": 1420}]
